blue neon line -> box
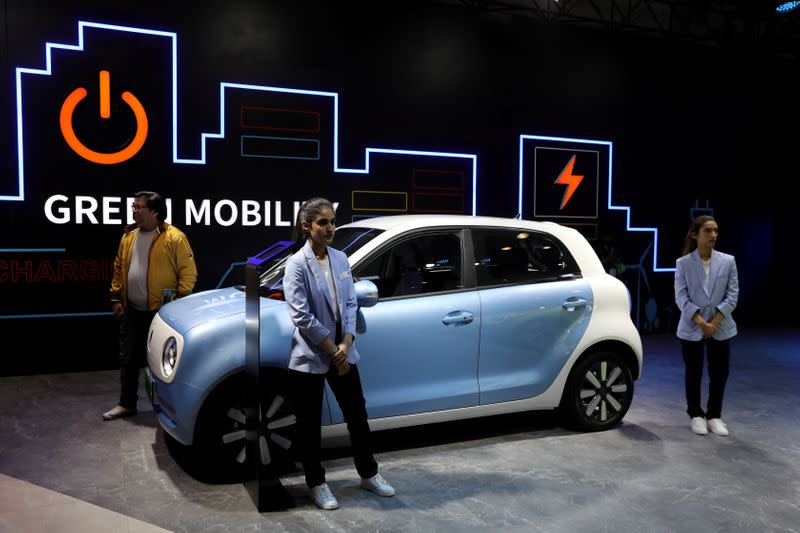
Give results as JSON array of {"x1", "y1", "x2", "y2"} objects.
[
  {"x1": 519, "y1": 134, "x2": 674, "y2": 273},
  {"x1": 11, "y1": 21, "x2": 478, "y2": 215},
  {"x1": 0, "y1": 312, "x2": 114, "y2": 319},
  {"x1": 0, "y1": 248, "x2": 66, "y2": 252}
]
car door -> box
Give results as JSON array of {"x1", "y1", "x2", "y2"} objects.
[
  {"x1": 326, "y1": 229, "x2": 480, "y2": 422},
  {"x1": 471, "y1": 227, "x2": 592, "y2": 405}
]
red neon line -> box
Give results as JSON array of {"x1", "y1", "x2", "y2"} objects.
[
  {"x1": 239, "y1": 106, "x2": 320, "y2": 133},
  {"x1": 412, "y1": 169, "x2": 465, "y2": 189},
  {"x1": 412, "y1": 192, "x2": 464, "y2": 213}
]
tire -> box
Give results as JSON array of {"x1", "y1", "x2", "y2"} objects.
[
  {"x1": 560, "y1": 350, "x2": 634, "y2": 431},
  {"x1": 193, "y1": 372, "x2": 297, "y2": 478}
]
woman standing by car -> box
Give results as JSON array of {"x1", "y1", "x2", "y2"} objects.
[
  {"x1": 282, "y1": 197, "x2": 394, "y2": 510},
  {"x1": 674, "y1": 215, "x2": 739, "y2": 436}
]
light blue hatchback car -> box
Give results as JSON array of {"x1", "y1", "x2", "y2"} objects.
[{"x1": 145, "y1": 215, "x2": 642, "y2": 470}]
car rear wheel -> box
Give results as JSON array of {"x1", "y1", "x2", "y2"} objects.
[
  {"x1": 560, "y1": 350, "x2": 634, "y2": 431},
  {"x1": 194, "y1": 373, "x2": 297, "y2": 478}
]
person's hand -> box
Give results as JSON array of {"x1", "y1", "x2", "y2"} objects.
[
  {"x1": 112, "y1": 302, "x2": 124, "y2": 319},
  {"x1": 332, "y1": 345, "x2": 350, "y2": 375},
  {"x1": 335, "y1": 359, "x2": 350, "y2": 376},
  {"x1": 700, "y1": 321, "x2": 716, "y2": 338}
]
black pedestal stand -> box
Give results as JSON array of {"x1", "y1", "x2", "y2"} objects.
[{"x1": 244, "y1": 242, "x2": 296, "y2": 512}]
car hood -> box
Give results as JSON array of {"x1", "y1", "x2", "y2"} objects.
[{"x1": 157, "y1": 287, "x2": 286, "y2": 334}]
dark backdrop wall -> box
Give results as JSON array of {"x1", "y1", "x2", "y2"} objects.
[{"x1": 1, "y1": 1, "x2": 796, "y2": 375}]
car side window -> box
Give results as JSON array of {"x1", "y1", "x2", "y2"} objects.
[
  {"x1": 356, "y1": 232, "x2": 462, "y2": 298},
  {"x1": 472, "y1": 228, "x2": 578, "y2": 287}
]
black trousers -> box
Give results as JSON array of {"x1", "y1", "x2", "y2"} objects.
[
  {"x1": 118, "y1": 307, "x2": 156, "y2": 409},
  {"x1": 289, "y1": 364, "x2": 378, "y2": 488},
  {"x1": 681, "y1": 337, "x2": 730, "y2": 419}
]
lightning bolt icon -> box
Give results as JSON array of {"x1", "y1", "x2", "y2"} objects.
[{"x1": 554, "y1": 154, "x2": 584, "y2": 209}]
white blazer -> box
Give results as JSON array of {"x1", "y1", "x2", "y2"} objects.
[
  {"x1": 283, "y1": 241, "x2": 360, "y2": 373},
  {"x1": 674, "y1": 249, "x2": 739, "y2": 341}
]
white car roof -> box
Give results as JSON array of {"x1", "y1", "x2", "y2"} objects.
[
  {"x1": 341, "y1": 214, "x2": 571, "y2": 235},
  {"x1": 339, "y1": 214, "x2": 605, "y2": 276}
]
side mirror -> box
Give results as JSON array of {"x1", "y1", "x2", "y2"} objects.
[{"x1": 354, "y1": 279, "x2": 379, "y2": 308}]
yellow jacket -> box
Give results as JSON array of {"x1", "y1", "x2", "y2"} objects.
[{"x1": 110, "y1": 222, "x2": 197, "y2": 311}]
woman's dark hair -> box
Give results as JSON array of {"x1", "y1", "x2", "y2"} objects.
[
  {"x1": 135, "y1": 191, "x2": 167, "y2": 223},
  {"x1": 292, "y1": 197, "x2": 335, "y2": 244},
  {"x1": 682, "y1": 215, "x2": 716, "y2": 256}
]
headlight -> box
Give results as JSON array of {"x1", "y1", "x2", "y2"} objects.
[{"x1": 162, "y1": 336, "x2": 178, "y2": 377}]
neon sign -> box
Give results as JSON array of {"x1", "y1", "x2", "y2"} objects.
[{"x1": 59, "y1": 70, "x2": 148, "y2": 164}]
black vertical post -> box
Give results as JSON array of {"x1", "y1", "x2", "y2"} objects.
[{"x1": 244, "y1": 242, "x2": 296, "y2": 511}]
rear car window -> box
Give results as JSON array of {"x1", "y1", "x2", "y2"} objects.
[{"x1": 471, "y1": 228, "x2": 579, "y2": 287}]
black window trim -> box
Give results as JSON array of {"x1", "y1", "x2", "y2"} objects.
[
  {"x1": 465, "y1": 225, "x2": 582, "y2": 288},
  {"x1": 352, "y1": 226, "x2": 474, "y2": 301}
]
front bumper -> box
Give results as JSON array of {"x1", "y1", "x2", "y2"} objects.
[{"x1": 145, "y1": 367, "x2": 206, "y2": 445}]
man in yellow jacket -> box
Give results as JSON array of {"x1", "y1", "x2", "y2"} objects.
[{"x1": 103, "y1": 191, "x2": 197, "y2": 421}]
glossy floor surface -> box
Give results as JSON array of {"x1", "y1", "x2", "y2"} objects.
[{"x1": 1, "y1": 329, "x2": 798, "y2": 532}]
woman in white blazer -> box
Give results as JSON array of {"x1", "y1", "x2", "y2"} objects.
[
  {"x1": 674, "y1": 215, "x2": 739, "y2": 437},
  {"x1": 283, "y1": 197, "x2": 394, "y2": 510}
]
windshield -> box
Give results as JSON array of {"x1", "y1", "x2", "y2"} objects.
[{"x1": 238, "y1": 227, "x2": 384, "y2": 299}]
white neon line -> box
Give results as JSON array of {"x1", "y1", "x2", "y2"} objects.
[
  {"x1": 11, "y1": 21, "x2": 177, "y2": 202},
  {"x1": 12, "y1": 20, "x2": 480, "y2": 212},
  {"x1": 520, "y1": 134, "x2": 612, "y2": 146},
  {"x1": 79, "y1": 21, "x2": 175, "y2": 37},
  {"x1": 519, "y1": 134, "x2": 674, "y2": 272},
  {"x1": 172, "y1": 33, "x2": 178, "y2": 162},
  {"x1": 518, "y1": 135, "x2": 524, "y2": 216}
]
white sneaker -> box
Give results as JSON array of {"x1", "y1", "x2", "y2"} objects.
[
  {"x1": 309, "y1": 483, "x2": 338, "y2": 510},
  {"x1": 691, "y1": 416, "x2": 708, "y2": 435},
  {"x1": 707, "y1": 418, "x2": 729, "y2": 436},
  {"x1": 360, "y1": 473, "x2": 395, "y2": 497}
]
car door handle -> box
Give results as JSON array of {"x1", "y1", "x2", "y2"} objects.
[
  {"x1": 442, "y1": 311, "x2": 475, "y2": 326},
  {"x1": 562, "y1": 298, "x2": 589, "y2": 311}
]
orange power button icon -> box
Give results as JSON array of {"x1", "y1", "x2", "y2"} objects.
[{"x1": 59, "y1": 70, "x2": 148, "y2": 164}]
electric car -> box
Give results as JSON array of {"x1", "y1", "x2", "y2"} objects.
[{"x1": 145, "y1": 215, "x2": 642, "y2": 469}]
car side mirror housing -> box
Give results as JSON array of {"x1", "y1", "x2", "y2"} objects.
[{"x1": 354, "y1": 279, "x2": 379, "y2": 308}]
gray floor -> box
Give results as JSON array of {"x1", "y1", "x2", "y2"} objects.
[{"x1": 1, "y1": 329, "x2": 799, "y2": 532}]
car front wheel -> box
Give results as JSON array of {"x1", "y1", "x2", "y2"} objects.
[
  {"x1": 560, "y1": 350, "x2": 634, "y2": 431},
  {"x1": 193, "y1": 373, "x2": 297, "y2": 478}
]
